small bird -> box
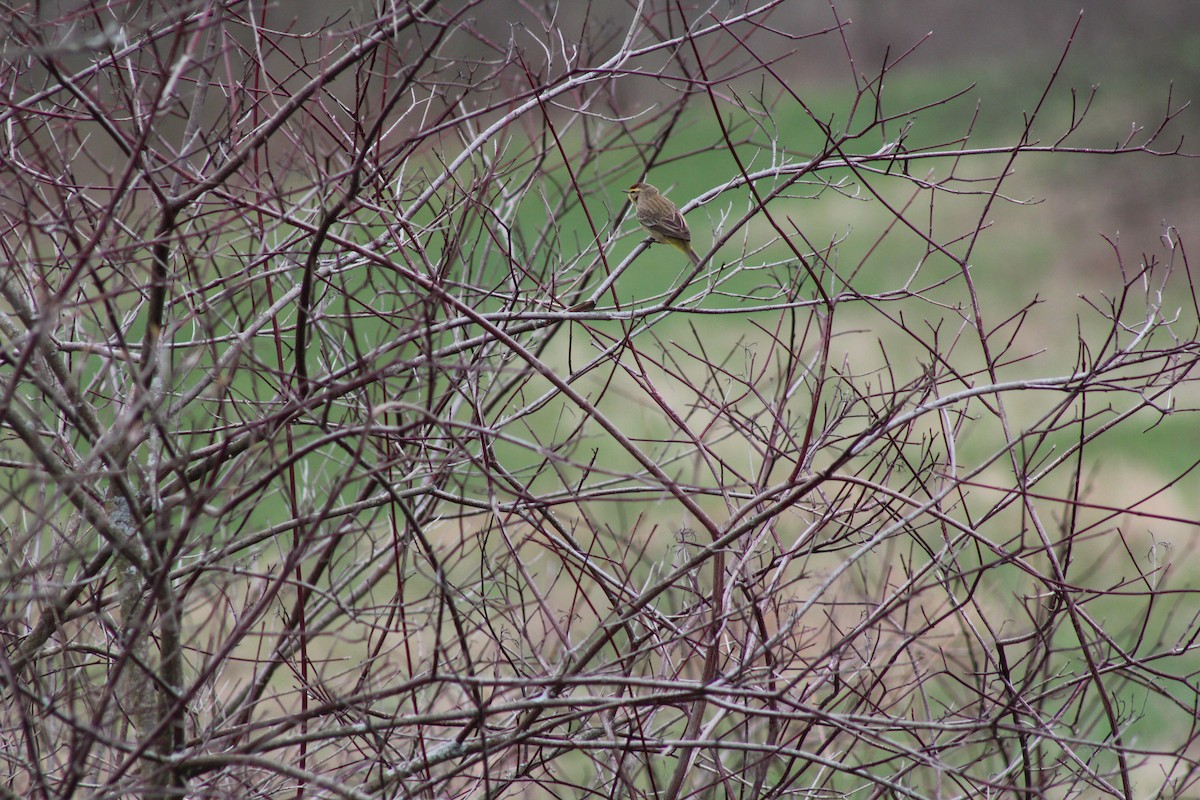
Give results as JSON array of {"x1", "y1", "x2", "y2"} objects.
[{"x1": 626, "y1": 182, "x2": 701, "y2": 266}]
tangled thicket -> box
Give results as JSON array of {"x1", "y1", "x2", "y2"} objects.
[{"x1": 2, "y1": 2, "x2": 1199, "y2": 799}]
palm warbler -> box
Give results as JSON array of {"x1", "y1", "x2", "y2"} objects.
[{"x1": 627, "y1": 182, "x2": 701, "y2": 266}]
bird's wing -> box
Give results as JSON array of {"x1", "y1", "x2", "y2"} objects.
[{"x1": 639, "y1": 207, "x2": 691, "y2": 243}]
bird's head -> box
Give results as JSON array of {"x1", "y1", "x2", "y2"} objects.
[{"x1": 627, "y1": 182, "x2": 658, "y2": 203}]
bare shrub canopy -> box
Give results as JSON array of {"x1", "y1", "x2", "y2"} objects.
[{"x1": 2, "y1": 2, "x2": 1199, "y2": 799}]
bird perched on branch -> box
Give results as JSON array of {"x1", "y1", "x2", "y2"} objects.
[{"x1": 627, "y1": 182, "x2": 701, "y2": 266}]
